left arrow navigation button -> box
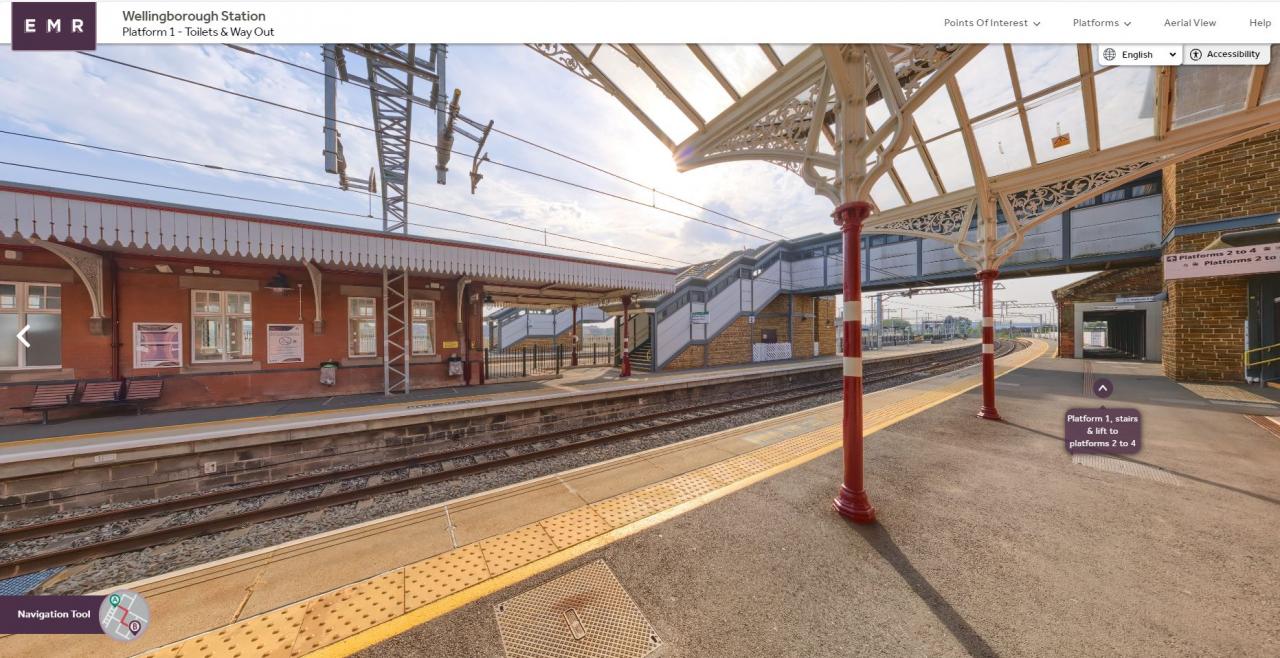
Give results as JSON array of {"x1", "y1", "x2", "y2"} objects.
[{"x1": 16, "y1": 324, "x2": 31, "y2": 348}]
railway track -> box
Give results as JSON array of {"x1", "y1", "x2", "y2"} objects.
[{"x1": 0, "y1": 340, "x2": 1017, "y2": 580}]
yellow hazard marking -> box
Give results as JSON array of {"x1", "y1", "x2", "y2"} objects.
[{"x1": 138, "y1": 340, "x2": 1047, "y2": 658}]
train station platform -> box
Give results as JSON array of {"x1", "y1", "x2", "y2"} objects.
[
  {"x1": 12, "y1": 337, "x2": 1271, "y2": 657},
  {"x1": 0, "y1": 338, "x2": 976, "y2": 460}
]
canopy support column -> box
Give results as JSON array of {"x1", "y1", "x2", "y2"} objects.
[
  {"x1": 832, "y1": 201, "x2": 877, "y2": 524},
  {"x1": 978, "y1": 269, "x2": 1001, "y2": 420},
  {"x1": 620, "y1": 295, "x2": 632, "y2": 377},
  {"x1": 571, "y1": 303, "x2": 579, "y2": 367}
]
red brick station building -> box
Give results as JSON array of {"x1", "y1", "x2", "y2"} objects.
[{"x1": 0, "y1": 182, "x2": 672, "y2": 424}]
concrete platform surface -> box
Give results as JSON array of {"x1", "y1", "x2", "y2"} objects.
[{"x1": 360, "y1": 350, "x2": 1280, "y2": 658}]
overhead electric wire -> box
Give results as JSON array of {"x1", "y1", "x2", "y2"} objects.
[
  {"x1": 223, "y1": 44, "x2": 791, "y2": 241},
  {"x1": 63, "y1": 51, "x2": 987, "y2": 299},
  {"x1": 201, "y1": 49, "x2": 966, "y2": 293},
  {"x1": 0, "y1": 129, "x2": 692, "y2": 268},
  {"x1": 82, "y1": 51, "x2": 779, "y2": 244},
  {"x1": 0, "y1": 160, "x2": 680, "y2": 269}
]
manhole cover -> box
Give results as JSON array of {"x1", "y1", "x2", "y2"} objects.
[
  {"x1": 1071, "y1": 454, "x2": 1181, "y2": 485},
  {"x1": 495, "y1": 560, "x2": 661, "y2": 658}
]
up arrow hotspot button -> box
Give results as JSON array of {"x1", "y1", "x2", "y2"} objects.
[
  {"x1": 16, "y1": 324, "x2": 31, "y2": 348},
  {"x1": 1093, "y1": 378, "x2": 1113, "y2": 399}
]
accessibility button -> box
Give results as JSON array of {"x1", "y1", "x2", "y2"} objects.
[{"x1": 1183, "y1": 45, "x2": 1271, "y2": 66}]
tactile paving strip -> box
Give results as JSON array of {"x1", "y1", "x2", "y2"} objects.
[
  {"x1": 480, "y1": 524, "x2": 559, "y2": 576},
  {"x1": 540, "y1": 506, "x2": 615, "y2": 549},
  {"x1": 405, "y1": 544, "x2": 491, "y2": 610},
  {"x1": 151, "y1": 597, "x2": 309, "y2": 658},
  {"x1": 494, "y1": 560, "x2": 660, "y2": 658},
  {"x1": 291, "y1": 572, "x2": 403, "y2": 655}
]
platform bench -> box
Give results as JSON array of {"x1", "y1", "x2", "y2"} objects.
[{"x1": 12, "y1": 383, "x2": 79, "y2": 424}]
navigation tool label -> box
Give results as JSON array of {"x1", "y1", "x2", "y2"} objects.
[{"x1": 1064, "y1": 408, "x2": 1142, "y2": 454}]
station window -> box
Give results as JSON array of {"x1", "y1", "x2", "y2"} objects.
[
  {"x1": 1129, "y1": 182, "x2": 1158, "y2": 198},
  {"x1": 411, "y1": 299, "x2": 436, "y2": 356},
  {"x1": 192, "y1": 290, "x2": 253, "y2": 362},
  {"x1": 0, "y1": 282, "x2": 61, "y2": 369},
  {"x1": 349, "y1": 297, "x2": 377, "y2": 357}
]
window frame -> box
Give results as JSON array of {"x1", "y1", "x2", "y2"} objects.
[
  {"x1": 0, "y1": 281, "x2": 62, "y2": 370},
  {"x1": 411, "y1": 299, "x2": 436, "y2": 356},
  {"x1": 190, "y1": 290, "x2": 254, "y2": 363},
  {"x1": 348, "y1": 296, "x2": 378, "y2": 358}
]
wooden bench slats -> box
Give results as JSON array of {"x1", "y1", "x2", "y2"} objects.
[
  {"x1": 80, "y1": 381, "x2": 124, "y2": 404},
  {"x1": 125, "y1": 380, "x2": 163, "y2": 401},
  {"x1": 21, "y1": 384, "x2": 78, "y2": 409}
]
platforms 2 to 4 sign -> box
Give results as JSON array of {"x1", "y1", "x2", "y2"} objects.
[{"x1": 1164, "y1": 242, "x2": 1280, "y2": 280}]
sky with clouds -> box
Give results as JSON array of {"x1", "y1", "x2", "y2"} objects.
[{"x1": 0, "y1": 44, "x2": 1087, "y2": 323}]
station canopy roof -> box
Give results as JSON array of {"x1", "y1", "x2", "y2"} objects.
[
  {"x1": 533, "y1": 44, "x2": 1280, "y2": 240},
  {"x1": 0, "y1": 182, "x2": 676, "y2": 307}
]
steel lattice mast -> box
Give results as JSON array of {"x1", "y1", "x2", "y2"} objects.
[{"x1": 323, "y1": 43, "x2": 493, "y2": 395}]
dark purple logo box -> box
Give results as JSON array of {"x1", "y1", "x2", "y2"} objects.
[
  {"x1": 1064, "y1": 407, "x2": 1142, "y2": 454},
  {"x1": 11, "y1": 2, "x2": 97, "y2": 51},
  {"x1": 0, "y1": 595, "x2": 103, "y2": 634}
]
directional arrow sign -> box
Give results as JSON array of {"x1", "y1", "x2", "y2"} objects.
[{"x1": 16, "y1": 324, "x2": 30, "y2": 348}]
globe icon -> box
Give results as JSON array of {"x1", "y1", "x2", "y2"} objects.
[{"x1": 1102, "y1": 48, "x2": 1117, "y2": 62}]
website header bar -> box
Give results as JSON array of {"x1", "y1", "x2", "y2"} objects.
[{"x1": 3, "y1": 2, "x2": 1279, "y2": 45}]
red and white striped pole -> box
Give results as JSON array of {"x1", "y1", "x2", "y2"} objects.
[
  {"x1": 977, "y1": 269, "x2": 1001, "y2": 420},
  {"x1": 620, "y1": 295, "x2": 632, "y2": 378},
  {"x1": 832, "y1": 201, "x2": 876, "y2": 524}
]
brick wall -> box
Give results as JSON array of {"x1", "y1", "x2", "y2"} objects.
[
  {"x1": 0, "y1": 253, "x2": 477, "y2": 423},
  {"x1": 1051, "y1": 265, "x2": 1163, "y2": 358},
  {"x1": 661, "y1": 294, "x2": 836, "y2": 370},
  {"x1": 1161, "y1": 129, "x2": 1280, "y2": 381}
]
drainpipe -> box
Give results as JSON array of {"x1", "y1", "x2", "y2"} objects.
[{"x1": 456, "y1": 278, "x2": 471, "y2": 384}]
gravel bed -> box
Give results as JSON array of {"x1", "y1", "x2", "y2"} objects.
[{"x1": 30, "y1": 346, "x2": 1009, "y2": 594}]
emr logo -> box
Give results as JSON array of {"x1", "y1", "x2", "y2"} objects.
[{"x1": 11, "y1": 2, "x2": 96, "y2": 51}]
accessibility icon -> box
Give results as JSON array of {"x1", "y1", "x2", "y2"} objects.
[{"x1": 1093, "y1": 378, "x2": 1114, "y2": 399}]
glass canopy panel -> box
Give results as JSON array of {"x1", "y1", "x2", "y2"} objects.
[
  {"x1": 892, "y1": 143, "x2": 938, "y2": 201},
  {"x1": 954, "y1": 45, "x2": 1017, "y2": 118},
  {"x1": 867, "y1": 99, "x2": 890, "y2": 130},
  {"x1": 1010, "y1": 45, "x2": 1081, "y2": 96},
  {"x1": 1025, "y1": 84, "x2": 1088, "y2": 162},
  {"x1": 922, "y1": 132, "x2": 974, "y2": 192},
  {"x1": 871, "y1": 175, "x2": 905, "y2": 210},
  {"x1": 636, "y1": 45, "x2": 735, "y2": 121},
  {"x1": 971, "y1": 109, "x2": 1031, "y2": 175},
  {"x1": 770, "y1": 44, "x2": 808, "y2": 64},
  {"x1": 1262, "y1": 46, "x2": 1280, "y2": 104},
  {"x1": 1173, "y1": 65, "x2": 1252, "y2": 128},
  {"x1": 592, "y1": 46, "x2": 697, "y2": 141},
  {"x1": 698, "y1": 45, "x2": 776, "y2": 97},
  {"x1": 1093, "y1": 66, "x2": 1157, "y2": 148},
  {"x1": 913, "y1": 87, "x2": 960, "y2": 141}
]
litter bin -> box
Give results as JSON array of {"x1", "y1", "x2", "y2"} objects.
[
  {"x1": 447, "y1": 353, "x2": 464, "y2": 377},
  {"x1": 320, "y1": 361, "x2": 339, "y2": 386}
]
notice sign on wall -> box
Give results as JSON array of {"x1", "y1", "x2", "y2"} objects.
[
  {"x1": 267, "y1": 324, "x2": 304, "y2": 364},
  {"x1": 691, "y1": 311, "x2": 709, "y2": 324},
  {"x1": 1164, "y1": 243, "x2": 1280, "y2": 280}
]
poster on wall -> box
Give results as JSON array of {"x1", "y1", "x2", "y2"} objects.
[
  {"x1": 133, "y1": 323, "x2": 182, "y2": 368},
  {"x1": 267, "y1": 324, "x2": 305, "y2": 364}
]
